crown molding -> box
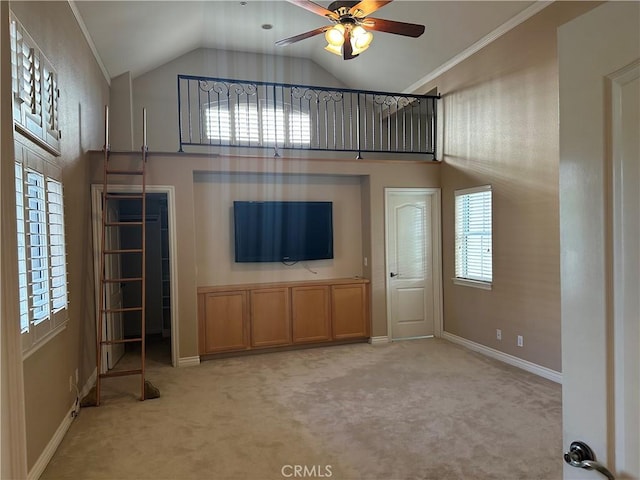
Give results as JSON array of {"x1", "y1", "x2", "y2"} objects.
[
  {"x1": 404, "y1": 1, "x2": 553, "y2": 94},
  {"x1": 67, "y1": 0, "x2": 111, "y2": 85}
]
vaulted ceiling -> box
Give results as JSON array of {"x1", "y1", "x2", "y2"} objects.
[{"x1": 72, "y1": 0, "x2": 541, "y2": 92}]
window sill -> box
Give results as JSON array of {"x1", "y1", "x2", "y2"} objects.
[
  {"x1": 22, "y1": 321, "x2": 68, "y2": 361},
  {"x1": 452, "y1": 278, "x2": 492, "y2": 290}
]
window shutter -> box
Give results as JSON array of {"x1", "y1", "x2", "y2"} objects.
[
  {"x1": 261, "y1": 107, "x2": 285, "y2": 145},
  {"x1": 235, "y1": 103, "x2": 260, "y2": 144},
  {"x1": 10, "y1": 14, "x2": 61, "y2": 155},
  {"x1": 25, "y1": 169, "x2": 50, "y2": 324},
  {"x1": 47, "y1": 178, "x2": 67, "y2": 315},
  {"x1": 204, "y1": 104, "x2": 231, "y2": 142},
  {"x1": 15, "y1": 163, "x2": 30, "y2": 333}
]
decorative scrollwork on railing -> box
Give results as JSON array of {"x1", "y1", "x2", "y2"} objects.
[
  {"x1": 371, "y1": 94, "x2": 418, "y2": 112},
  {"x1": 199, "y1": 80, "x2": 259, "y2": 99},
  {"x1": 292, "y1": 87, "x2": 343, "y2": 104},
  {"x1": 398, "y1": 97, "x2": 416, "y2": 109}
]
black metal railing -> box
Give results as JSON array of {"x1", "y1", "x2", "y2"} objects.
[{"x1": 177, "y1": 74, "x2": 438, "y2": 159}]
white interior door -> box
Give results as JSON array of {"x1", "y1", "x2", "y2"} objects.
[
  {"x1": 385, "y1": 188, "x2": 440, "y2": 340},
  {"x1": 559, "y1": 3, "x2": 639, "y2": 479}
]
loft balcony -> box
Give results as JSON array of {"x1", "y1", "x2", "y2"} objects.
[{"x1": 177, "y1": 74, "x2": 438, "y2": 160}]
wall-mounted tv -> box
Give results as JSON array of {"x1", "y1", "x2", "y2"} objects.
[{"x1": 233, "y1": 201, "x2": 333, "y2": 263}]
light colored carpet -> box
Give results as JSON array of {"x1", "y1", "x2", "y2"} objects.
[{"x1": 42, "y1": 338, "x2": 562, "y2": 480}]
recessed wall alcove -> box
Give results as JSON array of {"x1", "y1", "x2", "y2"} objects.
[{"x1": 193, "y1": 172, "x2": 367, "y2": 286}]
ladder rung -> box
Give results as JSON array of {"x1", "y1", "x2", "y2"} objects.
[
  {"x1": 101, "y1": 338, "x2": 142, "y2": 345},
  {"x1": 100, "y1": 369, "x2": 143, "y2": 379},
  {"x1": 102, "y1": 277, "x2": 143, "y2": 283},
  {"x1": 101, "y1": 307, "x2": 143, "y2": 313},
  {"x1": 104, "y1": 249, "x2": 143, "y2": 254},
  {"x1": 106, "y1": 169, "x2": 144, "y2": 175},
  {"x1": 104, "y1": 194, "x2": 144, "y2": 200},
  {"x1": 105, "y1": 221, "x2": 143, "y2": 226}
]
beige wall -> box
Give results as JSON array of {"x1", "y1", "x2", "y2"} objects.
[
  {"x1": 7, "y1": 1, "x2": 109, "y2": 471},
  {"x1": 110, "y1": 71, "x2": 134, "y2": 150},
  {"x1": 119, "y1": 48, "x2": 347, "y2": 152},
  {"x1": 420, "y1": 1, "x2": 599, "y2": 372}
]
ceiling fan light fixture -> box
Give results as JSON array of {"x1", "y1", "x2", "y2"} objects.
[
  {"x1": 350, "y1": 25, "x2": 373, "y2": 53},
  {"x1": 275, "y1": 0, "x2": 425, "y2": 61},
  {"x1": 325, "y1": 24, "x2": 345, "y2": 46},
  {"x1": 324, "y1": 43, "x2": 343, "y2": 56}
]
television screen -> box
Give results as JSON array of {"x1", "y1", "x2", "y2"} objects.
[{"x1": 233, "y1": 201, "x2": 333, "y2": 263}]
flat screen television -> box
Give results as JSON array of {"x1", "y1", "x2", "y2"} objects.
[{"x1": 233, "y1": 201, "x2": 333, "y2": 263}]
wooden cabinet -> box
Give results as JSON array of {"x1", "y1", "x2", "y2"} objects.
[
  {"x1": 198, "y1": 291, "x2": 249, "y2": 353},
  {"x1": 198, "y1": 279, "x2": 369, "y2": 356},
  {"x1": 291, "y1": 286, "x2": 331, "y2": 344},
  {"x1": 250, "y1": 288, "x2": 291, "y2": 347},
  {"x1": 332, "y1": 283, "x2": 369, "y2": 340}
]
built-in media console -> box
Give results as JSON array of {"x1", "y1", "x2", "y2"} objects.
[{"x1": 197, "y1": 278, "x2": 370, "y2": 356}]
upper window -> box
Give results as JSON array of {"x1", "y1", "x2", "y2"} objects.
[
  {"x1": 454, "y1": 185, "x2": 492, "y2": 287},
  {"x1": 10, "y1": 13, "x2": 60, "y2": 155},
  {"x1": 15, "y1": 148, "x2": 68, "y2": 356},
  {"x1": 204, "y1": 101, "x2": 311, "y2": 147}
]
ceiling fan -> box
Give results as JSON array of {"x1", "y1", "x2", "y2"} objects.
[{"x1": 275, "y1": 0, "x2": 425, "y2": 60}]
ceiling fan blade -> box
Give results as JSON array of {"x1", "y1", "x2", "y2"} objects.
[
  {"x1": 348, "y1": 0, "x2": 392, "y2": 18},
  {"x1": 363, "y1": 17, "x2": 425, "y2": 37},
  {"x1": 343, "y1": 28, "x2": 358, "y2": 60},
  {"x1": 275, "y1": 26, "x2": 330, "y2": 46},
  {"x1": 287, "y1": 0, "x2": 338, "y2": 19}
]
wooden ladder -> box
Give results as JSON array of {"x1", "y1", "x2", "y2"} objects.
[{"x1": 95, "y1": 107, "x2": 149, "y2": 404}]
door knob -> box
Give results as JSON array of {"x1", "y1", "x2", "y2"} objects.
[
  {"x1": 390, "y1": 272, "x2": 399, "y2": 278},
  {"x1": 564, "y1": 441, "x2": 615, "y2": 480}
]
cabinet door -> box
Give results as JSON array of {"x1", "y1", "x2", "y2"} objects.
[
  {"x1": 250, "y1": 288, "x2": 291, "y2": 347},
  {"x1": 199, "y1": 291, "x2": 249, "y2": 354},
  {"x1": 292, "y1": 286, "x2": 331, "y2": 344},
  {"x1": 331, "y1": 283, "x2": 369, "y2": 340}
]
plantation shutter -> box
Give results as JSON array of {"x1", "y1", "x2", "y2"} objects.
[
  {"x1": 47, "y1": 178, "x2": 67, "y2": 317},
  {"x1": 25, "y1": 169, "x2": 50, "y2": 324}
]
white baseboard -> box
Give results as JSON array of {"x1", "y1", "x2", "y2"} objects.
[
  {"x1": 369, "y1": 336, "x2": 390, "y2": 345},
  {"x1": 27, "y1": 405, "x2": 74, "y2": 480},
  {"x1": 178, "y1": 356, "x2": 200, "y2": 367},
  {"x1": 442, "y1": 332, "x2": 562, "y2": 384},
  {"x1": 27, "y1": 367, "x2": 99, "y2": 480}
]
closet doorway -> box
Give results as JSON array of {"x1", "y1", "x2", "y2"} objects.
[{"x1": 92, "y1": 185, "x2": 178, "y2": 368}]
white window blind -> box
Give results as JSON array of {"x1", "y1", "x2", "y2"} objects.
[{"x1": 455, "y1": 186, "x2": 492, "y2": 283}]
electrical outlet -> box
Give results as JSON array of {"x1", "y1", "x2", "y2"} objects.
[
  {"x1": 75, "y1": 368, "x2": 79, "y2": 384},
  {"x1": 517, "y1": 335, "x2": 524, "y2": 347},
  {"x1": 496, "y1": 329, "x2": 502, "y2": 340},
  {"x1": 363, "y1": 257, "x2": 368, "y2": 267}
]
